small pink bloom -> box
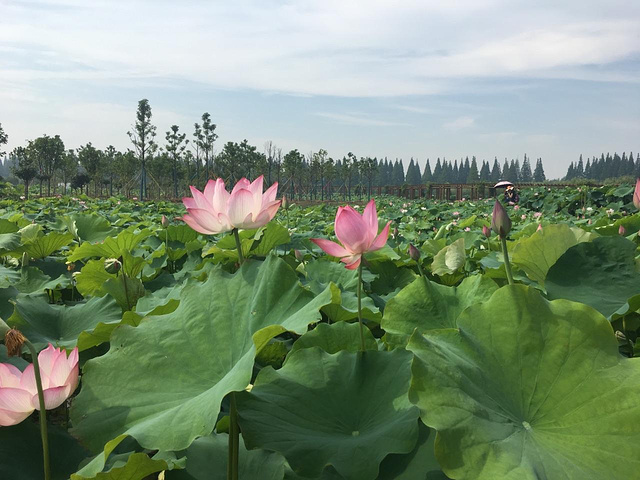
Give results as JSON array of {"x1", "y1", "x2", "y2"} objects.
[
  {"x1": 453, "y1": 211, "x2": 460, "y2": 217},
  {"x1": 521, "y1": 214, "x2": 527, "y2": 220},
  {"x1": 20, "y1": 344, "x2": 79, "y2": 411},
  {"x1": 533, "y1": 212, "x2": 542, "y2": 218},
  {"x1": 482, "y1": 225, "x2": 491, "y2": 238},
  {"x1": 514, "y1": 205, "x2": 520, "y2": 210},
  {"x1": 132, "y1": 196, "x2": 138, "y2": 201},
  {"x1": 311, "y1": 199, "x2": 391, "y2": 270},
  {"x1": 537, "y1": 223, "x2": 543, "y2": 232},
  {"x1": 183, "y1": 176, "x2": 281, "y2": 234},
  {"x1": 619, "y1": 225, "x2": 626, "y2": 236},
  {"x1": 634, "y1": 178, "x2": 640, "y2": 210}
]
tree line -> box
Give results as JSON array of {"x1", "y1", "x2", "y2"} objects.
[
  {"x1": 564, "y1": 152, "x2": 639, "y2": 182},
  {"x1": 1, "y1": 100, "x2": 549, "y2": 200}
]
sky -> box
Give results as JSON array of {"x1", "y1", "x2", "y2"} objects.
[{"x1": 1, "y1": 0, "x2": 639, "y2": 179}]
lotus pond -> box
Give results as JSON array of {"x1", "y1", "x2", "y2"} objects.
[{"x1": 1, "y1": 182, "x2": 639, "y2": 480}]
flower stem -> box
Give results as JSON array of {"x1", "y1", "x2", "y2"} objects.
[
  {"x1": 357, "y1": 262, "x2": 365, "y2": 352},
  {"x1": 500, "y1": 236, "x2": 514, "y2": 286},
  {"x1": 416, "y1": 262, "x2": 426, "y2": 278},
  {"x1": 622, "y1": 316, "x2": 634, "y2": 357},
  {"x1": 24, "y1": 339, "x2": 50, "y2": 480},
  {"x1": 233, "y1": 229, "x2": 245, "y2": 264},
  {"x1": 227, "y1": 393, "x2": 239, "y2": 480}
]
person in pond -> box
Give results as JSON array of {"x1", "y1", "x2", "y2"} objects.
[{"x1": 503, "y1": 185, "x2": 520, "y2": 204}]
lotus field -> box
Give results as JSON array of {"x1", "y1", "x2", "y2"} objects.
[{"x1": 2, "y1": 178, "x2": 640, "y2": 480}]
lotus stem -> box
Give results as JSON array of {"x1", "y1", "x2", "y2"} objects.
[
  {"x1": 500, "y1": 236, "x2": 514, "y2": 286},
  {"x1": 227, "y1": 393, "x2": 239, "y2": 480},
  {"x1": 357, "y1": 262, "x2": 365, "y2": 352},
  {"x1": 24, "y1": 339, "x2": 51, "y2": 480},
  {"x1": 233, "y1": 229, "x2": 245, "y2": 264},
  {"x1": 622, "y1": 316, "x2": 634, "y2": 358}
]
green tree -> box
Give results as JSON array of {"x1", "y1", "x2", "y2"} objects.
[
  {"x1": 78, "y1": 143, "x2": 104, "y2": 196},
  {"x1": 533, "y1": 158, "x2": 546, "y2": 182},
  {"x1": 490, "y1": 157, "x2": 501, "y2": 182},
  {"x1": 199, "y1": 113, "x2": 217, "y2": 179},
  {"x1": 520, "y1": 154, "x2": 533, "y2": 182},
  {"x1": 29, "y1": 135, "x2": 65, "y2": 196},
  {"x1": 103, "y1": 145, "x2": 117, "y2": 196},
  {"x1": 217, "y1": 140, "x2": 263, "y2": 183},
  {"x1": 166, "y1": 125, "x2": 188, "y2": 198},
  {"x1": 60, "y1": 149, "x2": 79, "y2": 195},
  {"x1": 128, "y1": 99, "x2": 157, "y2": 200},
  {"x1": 467, "y1": 157, "x2": 479, "y2": 183},
  {"x1": 479, "y1": 160, "x2": 491, "y2": 181},
  {"x1": 10, "y1": 146, "x2": 37, "y2": 199},
  {"x1": 0, "y1": 123, "x2": 7, "y2": 157},
  {"x1": 283, "y1": 149, "x2": 304, "y2": 199},
  {"x1": 422, "y1": 159, "x2": 432, "y2": 182}
]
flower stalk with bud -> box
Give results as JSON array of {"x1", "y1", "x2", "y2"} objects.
[{"x1": 491, "y1": 200, "x2": 514, "y2": 285}]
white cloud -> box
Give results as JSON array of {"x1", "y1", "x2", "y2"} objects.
[
  {"x1": 443, "y1": 116, "x2": 475, "y2": 130},
  {"x1": 314, "y1": 112, "x2": 410, "y2": 127}
]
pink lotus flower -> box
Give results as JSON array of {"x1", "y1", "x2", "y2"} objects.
[
  {"x1": 619, "y1": 225, "x2": 626, "y2": 236},
  {"x1": 311, "y1": 199, "x2": 391, "y2": 270},
  {"x1": 514, "y1": 205, "x2": 520, "y2": 211},
  {"x1": 21, "y1": 345, "x2": 79, "y2": 411},
  {"x1": 182, "y1": 176, "x2": 281, "y2": 234},
  {"x1": 533, "y1": 212, "x2": 542, "y2": 218},
  {"x1": 0, "y1": 363, "x2": 34, "y2": 426},
  {"x1": 634, "y1": 179, "x2": 640, "y2": 210}
]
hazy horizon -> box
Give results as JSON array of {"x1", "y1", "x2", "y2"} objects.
[{"x1": 2, "y1": 0, "x2": 639, "y2": 180}]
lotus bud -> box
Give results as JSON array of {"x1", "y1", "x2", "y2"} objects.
[
  {"x1": 491, "y1": 200, "x2": 512, "y2": 238},
  {"x1": 104, "y1": 257, "x2": 122, "y2": 274},
  {"x1": 282, "y1": 196, "x2": 289, "y2": 210},
  {"x1": 4, "y1": 328, "x2": 26, "y2": 357},
  {"x1": 482, "y1": 225, "x2": 491, "y2": 238},
  {"x1": 161, "y1": 215, "x2": 169, "y2": 228},
  {"x1": 619, "y1": 225, "x2": 626, "y2": 236},
  {"x1": 634, "y1": 178, "x2": 640, "y2": 210},
  {"x1": 408, "y1": 244, "x2": 421, "y2": 261},
  {"x1": 393, "y1": 226, "x2": 399, "y2": 238},
  {"x1": 537, "y1": 223, "x2": 543, "y2": 232},
  {"x1": 21, "y1": 252, "x2": 29, "y2": 268},
  {"x1": 294, "y1": 249, "x2": 304, "y2": 262}
]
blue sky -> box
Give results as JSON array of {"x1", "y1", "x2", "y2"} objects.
[{"x1": 1, "y1": 0, "x2": 639, "y2": 179}]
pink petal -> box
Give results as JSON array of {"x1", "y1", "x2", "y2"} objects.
[
  {"x1": 262, "y1": 182, "x2": 278, "y2": 204},
  {"x1": 341, "y1": 254, "x2": 362, "y2": 270},
  {"x1": 183, "y1": 214, "x2": 218, "y2": 235},
  {"x1": 228, "y1": 188, "x2": 257, "y2": 228},
  {"x1": 0, "y1": 387, "x2": 35, "y2": 423},
  {"x1": 187, "y1": 186, "x2": 211, "y2": 210},
  {"x1": 202, "y1": 179, "x2": 218, "y2": 204},
  {"x1": 0, "y1": 406, "x2": 34, "y2": 426},
  {"x1": 334, "y1": 207, "x2": 369, "y2": 254},
  {"x1": 19, "y1": 364, "x2": 37, "y2": 395},
  {"x1": 362, "y1": 199, "x2": 379, "y2": 246},
  {"x1": 369, "y1": 221, "x2": 391, "y2": 252},
  {"x1": 211, "y1": 178, "x2": 230, "y2": 213},
  {"x1": 186, "y1": 208, "x2": 231, "y2": 235},
  {"x1": 247, "y1": 199, "x2": 281, "y2": 229},
  {"x1": 248, "y1": 176, "x2": 264, "y2": 208},
  {"x1": 0, "y1": 364, "x2": 23, "y2": 388},
  {"x1": 37, "y1": 344, "x2": 60, "y2": 380},
  {"x1": 310, "y1": 238, "x2": 351, "y2": 258},
  {"x1": 231, "y1": 178, "x2": 251, "y2": 195},
  {"x1": 47, "y1": 351, "x2": 72, "y2": 387},
  {"x1": 37, "y1": 385, "x2": 72, "y2": 410}
]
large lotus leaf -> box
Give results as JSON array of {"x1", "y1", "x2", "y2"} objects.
[
  {"x1": 0, "y1": 286, "x2": 19, "y2": 321},
  {"x1": 10, "y1": 294, "x2": 122, "y2": 350},
  {"x1": 23, "y1": 232, "x2": 74, "y2": 259},
  {"x1": 408, "y1": 285, "x2": 640, "y2": 480},
  {"x1": 0, "y1": 232, "x2": 21, "y2": 252},
  {"x1": 13, "y1": 266, "x2": 70, "y2": 293},
  {"x1": 289, "y1": 321, "x2": 378, "y2": 357},
  {"x1": 166, "y1": 434, "x2": 285, "y2": 480},
  {"x1": 0, "y1": 421, "x2": 89, "y2": 480},
  {"x1": 377, "y1": 420, "x2": 448, "y2": 480},
  {"x1": 0, "y1": 264, "x2": 21, "y2": 288},
  {"x1": 63, "y1": 213, "x2": 116, "y2": 243},
  {"x1": 546, "y1": 235, "x2": 640, "y2": 317},
  {"x1": 251, "y1": 222, "x2": 291, "y2": 256},
  {"x1": 71, "y1": 255, "x2": 334, "y2": 452},
  {"x1": 74, "y1": 259, "x2": 116, "y2": 297},
  {"x1": 431, "y1": 238, "x2": 465, "y2": 276},
  {"x1": 382, "y1": 275, "x2": 497, "y2": 346},
  {"x1": 71, "y1": 434, "x2": 185, "y2": 480},
  {"x1": 511, "y1": 224, "x2": 595, "y2": 286},
  {"x1": 0, "y1": 344, "x2": 29, "y2": 369},
  {"x1": 0, "y1": 218, "x2": 19, "y2": 234},
  {"x1": 237, "y1": 348, "x2": 419, "y2": 480},
  {"x1": 68, "y1": 228, "x2": 153, "y2": 262},
  {"x1": 76, "y1": 311, "x2": 143, "y2": 352},
  {"x1": 102, "y1": 274, "x2": 146, "y2": 311}
]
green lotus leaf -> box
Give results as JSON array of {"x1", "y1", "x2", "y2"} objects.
[
  {"x1": 166, "y1": 434, "x2": 285, "y2": 480},
  {"x1": 63, "y1": 213, "x2": 116, "y2": 243},
  {"x1": 408, "y1": 284, "x2": 640, "y2": 480},
  {"x1": 22, "y1": 232, "x2": 74, "y2": 259},
  {"x1": 0, "y1": 286, "x2": 19, "y2": 321},
  {"x1": 0, "y1": 218, "x2": 19, "y2": 234},
  {"x1": 511, "y1": 224, "x2": 595, "y2": 286},
  {"x1": 546, "y1": 235, "x2": 640, "y2": 317},
  {"x1": 382, "y1": 275, "x2": 497, "y2": 346},
  {"x1": 289, "y1": 321, "x2": 378, "y2": 357},
  {"x1": 0, "y1": 264, "x2": 21, "y2": 288},
  {"x1": 251, "y1": 222, "x2": 291, "y2": 256},
  {"x1": 71, "y1": 255, "x2": 334, "y2": 452},
  {"x1": 431, "y1": 238, "x2": 465, "y2": 276},
  {"x1": 13, "y1": 266, "x2": 70, "y2": 294},
  {"x1": 75, "y1": 259, "x2": 115, "y2": 297},
  {"x1": 68, "y1": 228, "x2": 153, "y2": 262},
  {"x1": 10, "y1": 294, "x2": 121, "y2": 350},
  {"x1": 0, "y1": 421, "x2": 89, "y2": 480},
  {"x1": 0, "y1": 232, "x2": 21, "y2": 253},
  {"x1": 237, "y1": 348, "x2": 419, "y2": 480},
  {"x1": 71, "y1": 434, "x2": 184, "y2": 480}
]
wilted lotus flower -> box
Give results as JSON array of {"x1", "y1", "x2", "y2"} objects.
[
  {"x1": 311, "y1": 199, "x2": 391, "y2": 270},
  {"x1": 0, "y1": 363, "x2": 35, "y2": 426},
  {"x1": 482, "y1": 225, "x2": 491, "y2": 237},
  {"x1": 491, "y1": 200, "x2": 512, "y2": 238},
  {"x1": 619, "y1": 225, "x2": 626, "y2": 236},
  {"x1": 21, "y1": 345, "x2": 79, "y2": 410},
  {"x1": 408, "y1": 244, "x2": 421, "y2": 261},
  {"x1": 183, "y1": 176, "x2": 281, "y2": 234},
  {"x1": 634, "y1": 179, "x2": 640, "y2": 210}
]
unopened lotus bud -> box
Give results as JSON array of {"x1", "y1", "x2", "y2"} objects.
[
  {"x1": 294, "y1": 249, "x2": 304, "y2": 262},
  {"x1": 619, "y1": 225, "x2": 626, "y2": 236},
  {"x1": 4, "y1": 328, "x2": 26, "y2": 357},
  {"x1": 408, "y1": 244, "x2": 421, "y2": 262},
  {"x1": 393, "y1": 226, "x2": 399, "y2": 238},
  {"x1": 482, "y1": 225, "x2": 491, "y2": 238},
  {"x1": 491, "y1": 200, "x2": 512, "y2": 238},
  {"x1": 634, "y1": 178, "x2": 640, "y2": 210},
  {"x1": 282, "y1": 196, "x2": 289, "y2": 210},
  {"x1": 537, "y1": 223, "x2": 543, "y2": 232},
  {"x1": 21, "y1": 252, "x2": 29, "y2": 268},
  {"x1": 161, "y1": 215, "x2": 169, "y2": 228},
  {"x1": 104, "y1": 257, "x2": 122, "y2": 274}
]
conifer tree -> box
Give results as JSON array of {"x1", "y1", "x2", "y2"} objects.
[{"x1": 422, "y1": 159, "x2": 432, "y2": 182}]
